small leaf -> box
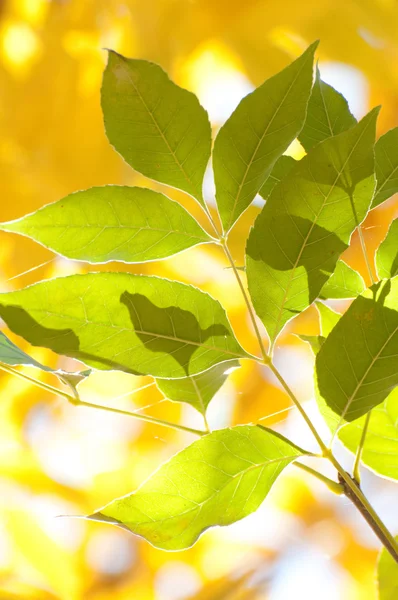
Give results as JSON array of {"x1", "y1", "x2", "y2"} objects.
[
  {"x1": 376, "y1": 218, "x2": 398, "y2": 279},
  {"x1": 297, "y1": 334, "x2": 324, "y2": 355},
  {"x1": 156, "y1": 360, "x2": 239, "y2": 415},
  {"x1": 0, "y1": 273, "x2": 250, "y2": 379},
  {"x1": 298, "y1": 67, "x2": 356, "y2": 151},
  {"x1": 102, "y1": 52, "x2": 211, "y2": 204},
  {"x1": 316, "y1": 278, "x2": 398, "y2": 422},
  {"x1": 259, "y1": 156, "x2": 297, "y2": 201},
  {"x1": 319, "y1": 260, "x2": 365, "y2": 299},
  {"x1": 372, "y1": 127, "x2": 398, "y2": 208},
  {"x1": 0, "y1": 187, "x2": 211, "y2": 264},
  {"x1": 213, "y1": 42, "x2": 317, "y2": 231},
  {"x1": 315, "y1": 301, "x2": 341, "y2": 337},
  {"x1": 246, "y1": 109, "x2": 378, "y2": 344},
  {"x1": 338, "y1": 388, "x2": 398, "y2": 481},
  {"x1": 87, "y1": 425, "x2": 306, "y2": 550},
  {"x1": 377, "y1": 535, "x2": 398, "y2": 599}
]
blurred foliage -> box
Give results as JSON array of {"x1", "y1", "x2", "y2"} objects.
[{"x1": 0, "y1": 0, "x2": 397, "y2": 598}]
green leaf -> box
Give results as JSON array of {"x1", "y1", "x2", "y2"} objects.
[
  {"x1": 372, "y1": 127, "x2": 398, "y2": 208},
  {"x1": 297, "y1": 334, "x2": 324, "y2": 355},
  {"x1": 315, "y1": 301, "x2": 341, "y2": 337},
  {"x1": 0, "y1": 273, "x2": 249, "y2": 379},
  {"x1": 102, "y1": 52, "x2": 211, "y2": 205},
  {"x1": 377, "y1": 536, "x2": 398, "y2": 599},
  {"x1": 376, "y1": 218, "x2": 398, "y2": 279},
  {"x1": 316, "y1": 278, "x2": 398, "y2": 422},
  {"x1": 87, "y1": 425, "x2": 306, "y2": 550},
  {"x1": 319, "y1": 260, "x2": 365, "y2": 299},
  {"x1": 338, "y1": 388, "x2": 398, "y2": 481},
  {"x1": 0, "y1": 187, "x2": 211, "y2": 264},
  {"x1": 156, "y1": 360, "x2": 239, "y2": 415},
  {"x1": 213, "y1": 42, "x2": 317, "y2": 232},
  {"x1": 298, "y1": 67, "x2": 356, "y2": 151},
  {"x1": 259, "y1": 156, "x2": 297, "y2": 201},
  {"x1": 246, "y1": 109, "x2": 379, "y2": 344}
]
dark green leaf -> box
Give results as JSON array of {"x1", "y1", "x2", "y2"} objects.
[
  {"x1": 338, "y1": 388, "x2": 398, "y2": 481},
  {"x1": 298, "y1": 67, "x2": 356, "y2": 151},
  {"x1": 156, "y1": 360, "x2": 239, "y2": 415},
  {"x1": 102, "y1": 52, "x2": 211, "y2": 204},
  {"x1": 377, "y1": 535, "x2": 398, "y2": 599},
  {"x1": 0, "y1": 273, "x2": 250, "y2": 378},
  {"x1": 372, "y1": 127, "x2": 398, "y2": 208},
  {"x1": 88, "y1": 425, "x2": 306, "y2": 550},
  {"x1": 320, "y1": 260, "x2": 365, "y2": 299},
  {"x1": 246, "y1": 109, "x2": 378, "y2": 344},
  {"x1": 259, "y1": 156, "x2": 297, "y2": 201},
  {"x1": 213, "y1": 43, "x2": 317, "y2": 231},
  {"x1": 0, "y1": 187, "x2": 211, "y2": 264},
  {"x1": 316, "y1": 278, "x2": 398, "y2": 422},
  {"x1": 376, "y1": 218, "x2": 398, "y2": 279}
]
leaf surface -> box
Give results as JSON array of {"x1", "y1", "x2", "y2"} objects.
[
  {"x1": 156, "y1": 360, "x2": 239, "y2": 415},
  {"x1": 372, "y1": 127, "x2": 398, "y2": 208},
  {"x1": 316, "y1": 278, "x2": 398, "y2": 421},
  {"x1": 213, "y1": 43, "x2": 317, "y2": 231},
  {"x1": 338, "y1": 388, "x2": 398, "y2": 481},
  {"x1": 0, "y1": 274, "x2": 249, "y2": 378},
  {"x1": 102, "y1": 52, "x2": 211, "y2": 204},
  {"x1": 320, "y1": 260, "x2": 365, "y2": 299},
  {"x1": 259, "y1": 156, "x2": 297, "y2": 201},
  {"x1": 376, "y1": 218, "x2": 398, "y2": 279},
  {"x1": 377, "y1": 536, "x2": 398, "y2": 600},
  {"x1": 298, "y1": 67, "x2": 356, "y2": 151},
  {"x1": 88, "y1": 425, "x2": 306, "y2": 550},
  {"x1": 246, "y1": 109, "x2": 378, "y2": 344},
  {"x1": 0, "y1": 187, "x2": 211, "y2": 264},
  {"x1": 315, "y1": 301, "x2": 341, "y2": 337}
]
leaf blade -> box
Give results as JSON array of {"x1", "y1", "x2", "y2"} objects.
[
  {"x1": 0, "y1": 187, "x2": 211, "y2": 264},
  {"x1": 88, "y1": 425, "x2": 306, "y2": 550},
  {"x1": 213, "y1": 43, "x2": 317, "y2": 231},
  {"x1": 102, "y1": 52, "x2": 211, "y2": 204},
  {"x1": 320, "y1": 260, "x2": 365, "y2": 299},
  {"x1": 0, "y1": 273, "x2": 249, "y2": 378},
  {"x1": 372, "y1": 127, "x2": 398, "y2": 208},
  {"x1": 316, "y1": 278, "x2": 398, "y2": 422},
  {"x1": 376, "y1": 218, "x2": 398, "y2": 279},
  {"x1": 377, "y1": 535, "x2": 398, "y2": 599},
  {"x1": 246, "y1": 109, "x2": 378, "y2": 344}
]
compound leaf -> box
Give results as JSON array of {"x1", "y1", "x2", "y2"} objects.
[
  {"x1": 87, "y1": 425, "x2": 306, "y2": 550},
  {"x1": 338, "y1": 388, "x2": 398, "y2": 481},
  {"x1": 316, "y1": 278, "x2": 398, "y2": 422},
  {"x1": 376, "y1": 218, "x2": 398, "y2": 279},
  {"x1": 246, "y1": 109, "x2": 378, "y2": 344},
  {"x1": 156, "y1": 360, "x2": 239, "y2": 416},
  {"x1": 320, "y1": 260, "x2": 365, "y2": 299},
  {"x1": 372, "y1": 127, "x2": 398, "y2": 209},
  {"x1": 0, "y1": 187, "x2": 211, "y2": 264},
  {"x1": 298, "y1": 67, "x2": 356, "y2": 151},
  {"x1": 0, "y1": 273, "x2": 249, "y2": 379},
  {"x1": 102, "y1": 52, "x2": 211, "y2": 205},
  {"x1": 213, "y1": 42, "x2": 317, "y2": 231}
]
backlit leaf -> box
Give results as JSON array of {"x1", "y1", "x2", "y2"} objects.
[
  {"x1": 377, "y1": 535, "x2": 398, "y2": 599},
  {"x1": 319, "y1": 260, "x2": 365, "y2": 299},
  {"x1": 213, "y1": 43, "x2": 317, "y2": 232},
  {"x1": 298, "y1": 67, "x2": 356, "y2": 151},
  {"x1": 297, "y1": 334, "x2": 324, "y2": 355},
  {"x1": 88, "y1": 425, "x2": 306, "y2": 550},
  {"x1": 156, "y1": 360, "x2": 239, "y2": 415},
  {"x1": 246, "y1": 109, "x2": 378, "y2": 344},
  {"x1": 0, "y1": 187, "x2": 211, "y2": 264},
  {"x1": 372, "y1": 127, "x2": 398, "y2": 208},
  {"x1": 0, "y1": 273, "x2": 249, "y2": 379},
  {"x1": 338, "y1": 388, "x2": 398, "y2": 481},
  {"x1": 259, "y1": 156, "x2": 296, "y2": 201},
  {"x1": 315, "y1": 301, "x2": 341, "y2": 337},
  {"x1": 316, "y1": 278, "x2": 398, "y2": 422},
  {"x1": 102, "y1": 52, "x2": 211, "y2": 205},
  {"x1": 376, "y1": 218, "x2": 398, "y2": 279}
]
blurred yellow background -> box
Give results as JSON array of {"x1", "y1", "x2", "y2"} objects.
[{"x1": 0, "y1": 0, "x2": 397, "y2": 598}]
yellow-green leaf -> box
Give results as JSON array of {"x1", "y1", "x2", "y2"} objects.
[
  {"x1": 372, "y1": 127, "x2": 398, "y2": 208},
  {"x1": 320, "y1": 260, "x2": 365, "y2": 299},
  {"x1": 377, "y1": 535, "x2": 398, "y2": 599},
  {"x1": 376, "y1": 218, "x2": 398, "y2": 279}
]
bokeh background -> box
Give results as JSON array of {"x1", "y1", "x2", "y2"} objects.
[{"x1": 0, "y1": 0, "x2": 397, "y2": 598}]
